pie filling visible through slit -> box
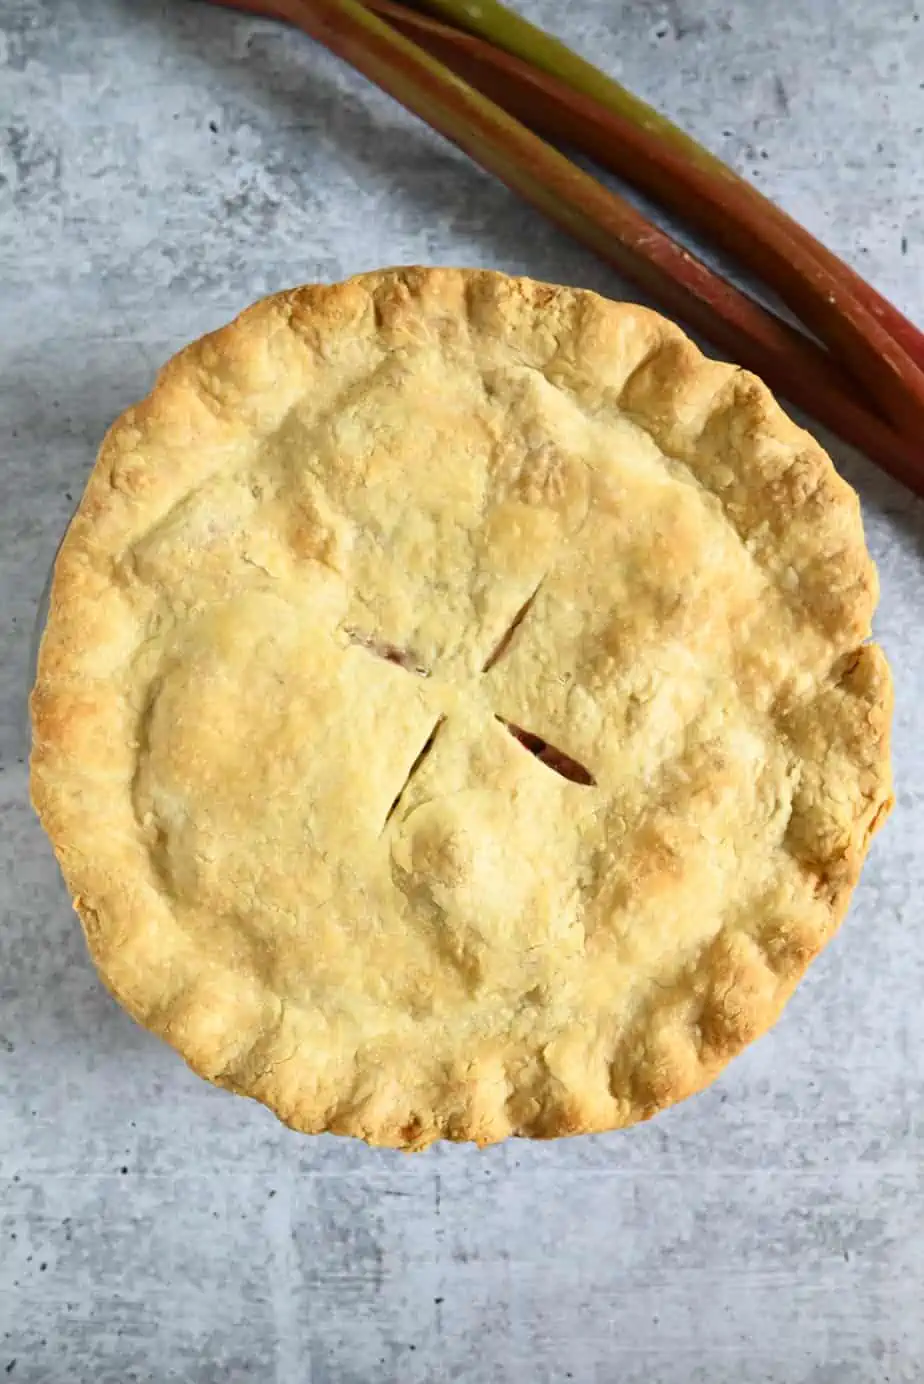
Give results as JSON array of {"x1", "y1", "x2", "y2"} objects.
[{"x1": 30, "y1": 268, "x2": 893, "y2": 1149}]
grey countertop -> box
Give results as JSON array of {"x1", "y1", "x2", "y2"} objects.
[{"x1": 2, "y1": 2, "x2": 923, "y2": 1381}]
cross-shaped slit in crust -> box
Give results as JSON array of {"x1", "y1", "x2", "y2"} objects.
[{"x1": 346, "y1": 592, "x2": 596, "y2": 822}]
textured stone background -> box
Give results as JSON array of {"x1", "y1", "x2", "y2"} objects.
[{"x1": 2, "y1": 2, "x2": 923, "y2": 1381}]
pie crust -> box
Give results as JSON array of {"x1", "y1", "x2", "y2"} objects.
[{"x1": 31, "y1": 268, "x2": 893, "y2": 1148}]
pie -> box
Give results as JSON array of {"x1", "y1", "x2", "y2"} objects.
[{"x1": 31, "y1": 267, "x2": 893, "y2": 1148}]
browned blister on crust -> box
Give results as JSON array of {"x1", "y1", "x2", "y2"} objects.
[{"x1": 31, "y1": 268, "x2": 893, "y2": 1149}]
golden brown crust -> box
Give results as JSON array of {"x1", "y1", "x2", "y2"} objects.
[{"x1": 31, "y1": 268, "x2": 893, "y2": 1148}]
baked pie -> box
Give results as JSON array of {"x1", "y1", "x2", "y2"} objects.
[{"x1": 31, "y1": 268, "x2": 893, "y2": 1148}]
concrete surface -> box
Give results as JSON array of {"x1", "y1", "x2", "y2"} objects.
[{"x1": 2, "y1": 1, "x2": 924, "y2": 1380}]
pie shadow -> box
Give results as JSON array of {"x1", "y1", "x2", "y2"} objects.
[{"x1": 5, "y1": 342, "x2": 159, "y2": 1066}]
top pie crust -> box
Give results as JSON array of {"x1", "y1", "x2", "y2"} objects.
[{"x1": 31, "y1": 268, "x2": 893, "y2": 1148}]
